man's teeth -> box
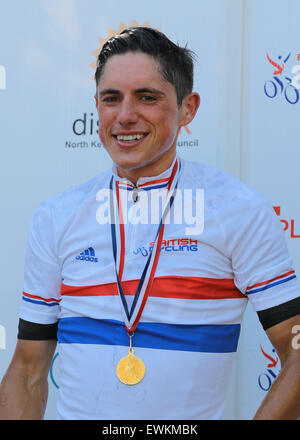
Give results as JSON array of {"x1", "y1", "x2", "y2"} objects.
[{"x1": 117, "y1": 134, "x2": 146, "y2": 141}]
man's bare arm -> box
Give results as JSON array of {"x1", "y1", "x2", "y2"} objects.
[
  {"x1": 0, "y1": 339, "x2": 57, "y2": 420},
  {"x1": 253, "y1": 314, "x2": 300, "y2": 419}
]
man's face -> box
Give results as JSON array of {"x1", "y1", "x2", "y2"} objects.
[{"x1": 95, "y1": 52, "x2": 186, "y2": 180}]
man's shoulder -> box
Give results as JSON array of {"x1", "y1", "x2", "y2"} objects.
[
  {"x1": 180, "y1": 158, "x2": 266, "y2": 207},
  {"x1": 33, "y1": 168, "x2": 112, "y2": 220}
]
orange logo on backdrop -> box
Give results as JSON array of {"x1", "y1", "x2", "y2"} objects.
[{"x1": 91, "y1": 20, "x2": 191, "y2": 134}]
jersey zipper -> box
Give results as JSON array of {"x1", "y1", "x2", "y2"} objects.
[{"x1": 132, "y1": 185, "x2": 138, "y2": 202}]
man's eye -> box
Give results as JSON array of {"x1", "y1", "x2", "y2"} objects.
[
  {"x1": 141, "y1": 95, "x2": 156, "y2": 102},
  {"x1": 102, "y1": 96, "x2": 117, "y2": 103}
]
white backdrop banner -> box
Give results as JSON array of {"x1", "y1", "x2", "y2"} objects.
[{"x1": 0, "y1": 0, "x2": 299, "y2": 420}]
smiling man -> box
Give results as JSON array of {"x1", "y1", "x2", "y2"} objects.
[
  {"x1": 0, "y1": 27, "x2": 300, "y2": 421},
  {"x1": 95, "y1": 46, "x2": 199, "y2": 182}
]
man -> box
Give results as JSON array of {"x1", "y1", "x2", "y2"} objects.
[{"x1": 0, "y1": 27, "x2": 300, "y2": 420}]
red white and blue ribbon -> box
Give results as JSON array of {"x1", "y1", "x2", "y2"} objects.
[{"x1": 109, "y1": 158, "x2": 181, "y2": 333}]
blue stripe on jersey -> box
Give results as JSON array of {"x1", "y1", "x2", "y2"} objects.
[
  {"x1": 140, "y1": 183, "x2": 169, "y2": 191},
  {"x1": 22, "y1": 296, "x2": 59, "y2": 307},
  {"x1": 119, "y1": 183, "x2": 169, "y2": 191},
  {"x1": 247, "y1": 274, "x2": 296, "y2": 294},
  {"x1": 57, "y1": 317, "x2": 240, "y2": 353}
]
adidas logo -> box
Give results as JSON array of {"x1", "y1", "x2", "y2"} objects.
[{"x1": 75, "y1": 247, "x2": 98, "y2": 263}]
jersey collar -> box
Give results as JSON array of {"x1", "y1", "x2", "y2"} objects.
[{"x1": 112, "y1": 155, "x2": 179, "y2": 190}]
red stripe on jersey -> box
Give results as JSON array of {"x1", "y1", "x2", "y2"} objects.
[
  {"x1": 138, "y1": 177, "x2": 170, "y2": 188},
  {"x1": 23, "y1": 291, "x2": 61, "y2": 303},
  {"x1": 61, "y1": 276, "x2": 244, "y2": 300},
  {"x1": 116, "y1": 177, "x2": 169, "y2": 189},
  {"x1": 247, "y1": 270, "x2": 295, "y2": 290}
]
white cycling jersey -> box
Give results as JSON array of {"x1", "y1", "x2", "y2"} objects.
[{"x1": 19, "y1": 156, "x2": 300, "y2": 420}]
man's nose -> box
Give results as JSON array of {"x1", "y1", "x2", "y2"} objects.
[{"x1": 118, "y1": 97, "x2": 138, "y2": 126}]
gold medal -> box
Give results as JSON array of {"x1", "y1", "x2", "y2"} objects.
[{"x1": 116, "y1": 334, "x2": 145, "y2": 385}]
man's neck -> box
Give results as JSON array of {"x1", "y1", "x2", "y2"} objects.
[{"x1": 115, "y1": 153, "x2": 177, "y2": 185}]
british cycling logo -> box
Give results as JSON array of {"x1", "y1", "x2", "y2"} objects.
[
  {"x1": 134, "y1": 238, "x2": 199, "y2": 256},
  {"x1": 258, "y1": 345, "x2": 281, "y2": 392},
  {"x1": 65, "y1": 20, "x2": 197, "y2": 150},
  {"x1": 264, "y1": 51, "x2": 300, "y2": 104}
]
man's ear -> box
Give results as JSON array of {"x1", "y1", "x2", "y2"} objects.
[
  {"x1": 94, "y1": 94, "x2": 98, "y2": 108},
  {"x1": 178, "y1": 92, "x2": 200, "y2": 127}
]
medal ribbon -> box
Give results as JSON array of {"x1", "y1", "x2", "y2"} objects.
[{"x1": 109, "y1": 158, "x2": 180, "y2": 333}]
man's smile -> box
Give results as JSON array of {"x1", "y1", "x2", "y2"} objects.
[
  {"x1": 113, "y1": 132, "x2": 149, "y2": 141},
  {"x1": 112, "y1": 132, "x2": 150, "y2": 147}
]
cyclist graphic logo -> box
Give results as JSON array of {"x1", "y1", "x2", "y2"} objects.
[{"x1": 264, "y1": 51, "x2": 299, "y2": 104}]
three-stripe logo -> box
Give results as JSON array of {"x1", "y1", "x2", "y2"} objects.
[{"x1": 75, "y1": 247, "x2": 98, "y2": 262}]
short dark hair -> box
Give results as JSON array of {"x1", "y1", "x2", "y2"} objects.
[{"x1": 95, "y1": 26, "x2": 195, "y2": 106}]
